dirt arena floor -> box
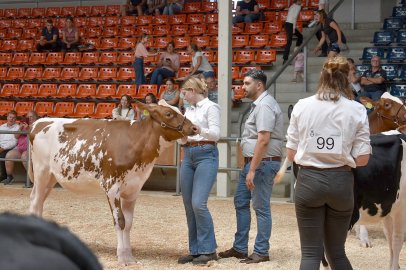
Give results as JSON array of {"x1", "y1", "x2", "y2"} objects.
[{"x1": 0, "y1": 185, "x2": 405, "y2": 270}]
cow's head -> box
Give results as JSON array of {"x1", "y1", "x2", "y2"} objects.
[
  {"x1": 136, "y1": 100, "x2": 197, "y2": 141},
  {"x1": 360, "y1": 94, "x2": 406, "y2": 132}
]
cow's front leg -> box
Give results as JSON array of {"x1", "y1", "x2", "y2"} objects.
[
  {"x1": 382, "y1": 216, "x2": 395, "y2": 270},
  {"x1": 118, "y1": 198, "x2": 137, "y2": 265},
  {"x1": 355, "y1": 224, "x2": 372, "y2": 248}
]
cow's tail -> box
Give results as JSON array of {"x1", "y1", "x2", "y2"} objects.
[{"x1": 274, "y1": 157, "x2": 290, "y2": 184}]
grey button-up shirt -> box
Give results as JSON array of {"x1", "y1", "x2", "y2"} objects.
[{"x1": 241, "y1": 91, "x2": 284, "y2": 157}]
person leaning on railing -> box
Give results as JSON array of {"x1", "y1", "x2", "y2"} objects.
[{"x1": 0, "y1": 110, "x2": 20, "y2": 184}]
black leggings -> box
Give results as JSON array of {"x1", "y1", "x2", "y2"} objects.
[
  {"x1": 295, "y1": 168, "x2": 354, "y2": 270},
  {"x1": 283, "y1": 22, "x2": 303, "y2": 60}
]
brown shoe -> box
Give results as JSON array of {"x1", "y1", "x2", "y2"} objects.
[
  {"x1": 218, "y1": 247, "x2": 247, "y2": 259},
  {"x1": 240, "y1": 253, "x2": 270, "y2": 264}
]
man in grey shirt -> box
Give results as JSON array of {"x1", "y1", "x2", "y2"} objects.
[{"x1": 219, "y1": 69, "x2": 284, "y2": 263}]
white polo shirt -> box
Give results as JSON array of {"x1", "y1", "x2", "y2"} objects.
[
  {"x1": 286, "y1": 3, "x2": 301, "y2": 30},
  {"x1": 0, "y1": 123, "x2": 20, "y2": 150}
]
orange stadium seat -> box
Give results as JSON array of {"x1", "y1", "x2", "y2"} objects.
[
  {"x1": 116, "y1": 84, "x2": 137, "y2": 98},
  {"x1": 61, "y1": 52, "x2": 81, "y2": 65},
  {"x1": 179, "y1": 51, "x2": 192, "y2": 64},
  {"x1": 143, "y1": 54, "x2": 157, "y2": 65},
  {"x1": 78, "y1": 67, "x2": 98, "y2": 81},
  {"x1": 29, "y1": 19, "x2": 42, "y2": 29},
  {"x1": 24, "y1": 67, "x2": 43, "y2": 81},
  {"x1": 6, "y1": 67, "x2": 24, "y2": 81},
  {"x1": 117, "y1": 51, "x2": 135, "y2": 65},
  {"x1": 121, "y1": 16, "x2": 137, "y2": 26},
  {"x1": 56, "y1": 18, "x2": 66, "y2": 29},
  {"x1": 271, "y1": 0, "x2": 288, "y2": 9},
  {"x1": 77, "y1": 27, "x2": 86, "y2": 38},
  {"x1": 28, "y1": 52, "x2": 46, "y2": 65},
  {"x1": 0, "y1": 53, "x2": 12, "y2": 65},
  {"x1": 189, "y1": 24, "x2": 206, "y2": 36},
  {"x1": 98, "y1": 52, "x2": 118, "y2": 65},
  {"x1": 45, "y1": 7, "x2": 61, "y2": 17},
  {"x1": 153, "y1": 15, "x2": 169, "y2": 25},
  {"x1": 96, "y1": 84, "x2": 117, "y2": 98},
  {"x1": 205, "y1": 14, "x2": 218, "y2": 24},
  {"x1": 117, "y1": 67, "x2": 135, "y2": 81},
  {"x1": 172, "y1": 24, "x2": 188, "y2": 36},
  {"x1": 99, "y1": 38, "x2": 118, "y2": 51},
  {"x1": 75, "y1": 6, "x2": 91, "y2": 17},
  {"x1": 45, "y1": 52, "x2": 64, "y2": 65},
  {"x1": 22, "y1": 28, "x2": 39, "y2": 39},
  {"x1": 4, "y1": 8, "x2": 17, "y2": 18},
  {"x1": 88, "y1": 16, "x2": 104, "y2": 27},
  {"x1": 233, "y1": 85, "x2": 244, "y2": 100},
  {"x1": 86, "y1": 26, "x2": 102, "y2": 38},
  {"x1": 31, "y1": 8, "x2": 45, "y2": 18},
  {"x1": 75, "y1": 84, "x2": 97, "y2": 98},
  {"x1": 0, "y1": 101, "x2": 15, "y2": 116},
  {"x1": 278, "y1": 11, "x2": 288, "y2": 22},
  {"x1": 257, "y1": 0, "x2": 271, "y2": 9},
  {"x1": 98, "y1": 67, "x2": 117, "y2": 81},
  {"x1": 61, "y1": 67, "x2": 80, "y2": 81},
  {"x1": 144, "y1": 66, "x2": 155, "y2": 77},
  {"x1": 17, "y1": 39, "x2": 35, "y2": 51},
  {"x1": 234, "y1": 50, "x2": 255, "y2": 64},
  {"x1": 254, "y1": 50, "x2": 277, "y2": 64},
  {"x1": 1, "y1": 84, "x2": 20, "y2": 97},
  {"x1": 240, "y1": 66, "x2": 261, "y2": 79},
  {"x1": 119, "y1": 26, "x2": 137, "y2": 37},
  {"x1": 244, "y1": 22, "x2": 263, "y2": 35},
  {"x1": 15, "y1": 102, "x2": 34, "y2": 116},
  {"x1": 170, "y1": 14, "x2": 186, "y2": 25},
  {"x1": 0, "y1": 20, "x2": 12, "y2": 29},
  {"x1": 42, "y1": 67, "x2": 61, "y2": 80},
  {"x1": 17, "y1": 84, "x2": 38, "y2": 97},
  {"x1": 154, "y1": 37, "x2": 172, "y2": 50},
  {"x1": 49, "y1": 102, "x2": 74, "y2": 117},
  {"x1": 231, "y1": 66, "x2": 240, "y2": 81},
  {"x1": 36, "y1": 84, "x2": 57, "y2": 98},
  {"x1": 201, "y1": 1, "x2": 217, "y2": 13},
  {"x1": 270, "y1": 33, "x2": 287, "y2": 47},
  {"x1": 249, "y1": 35, "x2": 270, "y2": 48},
  {"x1": 153, "y1": 25, "x2": 170, "y2": 36},
  {"x1": 262, "y1": 11, "x2": 277, "y2": 22},
  {"x1": 35, "y1": 101, "x2": 54, "y2": 117},
  {"x1": 90, "y1": 102, "x2": 116, "y2": 119},
  {"x1": 137, "y1": 15, "x2": 152, "y2": 25},
  {"x1": 177, "y1": 67, "x2": 191, "y2": 78},
  {"x1": 192, "y1": 36, "x2": 210, "y2": 49},
  {"x1": 1, "y1": 40, "x2": 18, "y2": 51},
  {"x1": 12, "y1": 19, "x2": 27, "y2": 28},
  {"x1": 207, "y1": 24, "x2": 218, "y2": 35},
  {"x1": 79, "y1": 52, "x2": 99, "y2": 65},
  {"x1": 232, "y1": 23, "x2": 244, "y2": 34},
  {"x1": 6, "y1": 28, "x2": 22, "y2": 39},
  {"x1": 74, "y1": 17, "x2": 88, "y2": 28},
  {"x1": 71, "y1": 102, "x2": 95, "y2": 118},
  {"x1": 136, "y1": 84, "x2": 158, "y2": 99},
  {"x1": 0, "y1": 67, "x2": 6, "y2": 80},
  {"x1": 104, "y1": 16, "x2": 120, "y2": 27},
  {"x1": 233, "y1": 35, "x2": 249, "y2": 48},
  {"x1": 118, "y1": 37, "x2": 136, "y2": 50},
  {"x1": 183, "y1": 2, "x2": 201, "y2": 13},
  {"x1": 83, "y1": 38, "x2": 100, "y2": 49},
  {"x1": 187, "y1": 14, "x2": 204, "y2": 24},
  {"x1": 299, "y1": 10, "x2": 315, "y2": 22},
  {"x1": 56, "y1": 84, "x2": 77, "y2": 98},
  {"x1": 138, "y1": 25, "x2": 153, "y2": 35},
  {"x1": 17, "y1": 8, "x2": 31, "y2": 18},
  {"x1": 0, "y1": 29, "x2": 6, "y2": 39},
  {"x1": 106, "y1": 5, "x2": 121, "y2": 16},
  {"x1": 263, "y1": 21, "x2": 282, "y2": 34},
  {"x1": 202, "y1": 51, "x2": 216, "y2": 63},
  {"x1": 91, "y1": 6, "x2": 106, "y2": 16},
  {"x1": 174, "y1": 36, "x2": 190, "y2": 49},
  {"x1": 61, "y1": 6, "x2": 76, "y2": 17},
  {"x1": 307, "y1": 0, "x2": 320, "y2": 9},
  {"x1": 0, "y1": 9, "x2": 3, "y2": 18}
]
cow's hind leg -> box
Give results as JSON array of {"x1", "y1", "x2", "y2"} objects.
[
  {"x1": 29, "y1": 170, "x2": 57, "y2": 216},
  {"x1": 382, "y1": 216, "x2": 395, "y2": 270},
  {"x1": 120, "y1": 198, "x2": 137, "y2": 264},
  {"x1": 355, "y1": 224, "x2": 372, "y2": 248}
]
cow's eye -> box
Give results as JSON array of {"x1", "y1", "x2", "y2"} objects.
[
  {"x1": 165, "y1": 112, "x2": 172, "y2": 117},
  {"x1": 385, "y1": 102, "x2": 391, "y2": 109}
]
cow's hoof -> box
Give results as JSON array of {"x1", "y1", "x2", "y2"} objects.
[
  {"x1": 359, "y1": 241, "x2": 372, "y2": 248},
  {"x1": 118, "y1": 255, "x2": 137, "y2": 265}
]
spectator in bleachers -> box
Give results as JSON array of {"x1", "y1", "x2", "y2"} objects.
[
  {"x1": 134, "y1": 34, "x2": 157, "y2": 85},
  {"x1": 314, "y1": 9, "x2": 348, "y2": 57},
  {"x1": 347, "y1": 58, "x2": 362, "y2": 97},
  {"x1": 283, "y1": 0, "x2": 303, "y2": 65},
  {"x1": 112, "y1": 95, "x2": 136, "y2": 120},
  {"x1": 125, "y1": 0, "x2": 147, "y2": 16},
  {"x1": 319, "y1": 0, "x2": 329, "y2": 12},
  {"x1": 292, "y1": 47, "x2": 304, "y2": 83},
  {"x1": 36, "y1": 19, "x2": 60, "y2": 52},
  {"x1": 159, "y1": 78, "x2": 180, "y2": 106},
  {"x1": 150, "y1": 42, "x2": 180, "y2": 88},
  {"x1": 61, "y1": 17, "x2": 79, "y2": 52},
  {"x1": 0, "y1": 110, "x2": 19, "y2": 184},
  {"x1": 163, "y1": 0, "x2": 184, "y2": 15},
  {"x1": 359, "y1": 55, "x2": 387, "y2": 101},
  {"x1": 3, "y1": 111, "x2": 39, "y2": 186},
  {"x1": 233, "y1": 0, "x2": 260, "y2": 24},
  {"x1": 205, "y1": 75, "x2": 218, "y2": 103},
  {"x1": 182, "y1": 44, "x2": 215, "y2": 80},
  {"x1": 137, "y1": 93, "x2": 158, "y2": 120},
  {"x1": 146, "y1": 0, "x2": 166, "y2": 15}
]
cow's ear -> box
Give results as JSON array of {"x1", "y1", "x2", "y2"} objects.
[{"x1": 359, "y1": 96, "x2": 376, "y2": 110}]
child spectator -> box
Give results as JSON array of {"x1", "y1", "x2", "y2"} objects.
[
  {"x1": 159, "y1": 78, "x2": 180, "y2": 106},
  {"x1": 292, "y1": 47, "x2": 304, "y2": 83}
]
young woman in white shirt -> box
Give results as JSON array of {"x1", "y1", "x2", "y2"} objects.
[
  {"x1": 112, "y1": 94, "x2": 136, "y2": 120},
  {"x1": 286, "y1": 56, "x2": 371, "y2": 269},
  {"x1": 177, "y1": 76, "x2": 220, "y2": 265}
]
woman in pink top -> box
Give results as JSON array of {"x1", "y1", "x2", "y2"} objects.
[
  {"x1": 61, "y1": 17, "x2": 79, "y2": 52},
  {"x1": 134, "y1": 34, "x2": 156, "y2": 85},
  {"x1": 292, "y1": 47, "x2": 304, "y2": 83}
]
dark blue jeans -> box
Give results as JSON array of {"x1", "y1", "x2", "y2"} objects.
[
  {"x1": 134, "y1": 57, "x2": 145, "y2": 85},
  {"x1": 150, "y1": 68, "x2": 175, "y2": 87}
]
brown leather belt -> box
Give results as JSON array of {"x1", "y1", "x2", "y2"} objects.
[
  {"x1": 244, "y1": 156, "x2": 281, "y2": 164},
  {"x1": 300, "y1": 165, "x2": 352, "y2": 171},
  {"x1": 184, "y1": 141, "x2": 216, "y2": 147}
]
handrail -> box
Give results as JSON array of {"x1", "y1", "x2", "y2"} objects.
[{"x1": 238, "y1": 0, "x2": 345, "y2": 137}]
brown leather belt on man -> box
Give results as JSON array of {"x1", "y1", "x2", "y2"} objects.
[
  {"x1": 299, "y1": 165, "x2": 352, "y2": 171},
  {"x1": 184, "y1": 141, "x2": 216, "y2": 147},
  {"x1": 244, "y1": 156, "x2": 281, "y2": 164}
]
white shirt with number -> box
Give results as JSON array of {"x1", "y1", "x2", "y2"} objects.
[{"x1": 286, "y1": 95, "x2": 371, "y2": 168}]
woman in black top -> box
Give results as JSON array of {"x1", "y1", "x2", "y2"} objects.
[{"x1": 314, "y1": 9, "x2": 347, "y2": 57}]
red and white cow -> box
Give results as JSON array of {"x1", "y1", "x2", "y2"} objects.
[{"x1": 28, "y1": 100, "x2": 197, "y2": 265}]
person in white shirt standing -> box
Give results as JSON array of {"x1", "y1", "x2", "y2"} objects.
[
  {"x1": 286, "y1": 56, "x2": 371, "y2": 269},
  {"x1": 283, "y1": 0, "x2": 303, "y2": 64},
  {"x1": 177, "y1": 77, "x2": 220, "y2": 265},
  {"x1": 0, "y1": 110, "x2": 20, "y2": 183}
]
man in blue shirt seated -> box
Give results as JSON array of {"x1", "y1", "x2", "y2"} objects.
[
  {"x1": 359, "y1": 56, "x2": 387, "y2": 101},
  {"x1": 233, "y1": 0, "x2": 260, "y2": 24},
  {"x1": 36, "y1": 19, "x2": 60, "y2": 52}
]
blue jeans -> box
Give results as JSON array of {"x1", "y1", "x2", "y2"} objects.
[
  {"x1": 180, "y1": 144, "x2": 219, "y2": 255},
  {"x1": 150, "y1": 67, "x2": 175, "y2": 87},
  {"x1": 233, "y1": 160, "x2": 280, "y2": 256},
  {"x1": 232, "y1": 14, "x2": 260, "y2": 24},
  {"x1": 357, "y1": 90, "x2": 384, "y2": 102},
  {"x1": 163, "y1": 4, "x2": 182, "y2": 15},
  {"x1": 134, "y1": 57, "x2": 145, "y2": 85}
]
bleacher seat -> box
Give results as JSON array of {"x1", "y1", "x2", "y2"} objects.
[
  {"x1": 355, "y1": 64, "x2": 371, "y2": 77},
  {"x1": 45, "y1": 7, "x2": 61, "y2": 17},
  {"x1": 79, "y1": 67, "x2": 98, "y2": 81},
  {"x1": 244, "y1": 22, "x2": 263, "y2": 35},
  {"x1": 154, "y1": 25, "x2": 171, "y2": 36},
  {"x1": 271, "y1": 0, "x2": 288, "y2": 9},
  {"x1": 381, "y1": 64, "x2": 399, "y2": 81},
  {"x1": 183, "y1": 2, "x2": 201, "y2": 13},
  {"x1": 202, "y1": 51, "x2": 216, "y2": 63},
  {"x1": 174, "y1": 36, "x2": 190, "y2": 49},
  {"x1": 0, "y1": 101, "x2": 15, "y2": 116},
  {"x1": 35, "y1": 101, "x2": 54, "y2": 117},
  {"x1": 4, "y1": 8, "x2": 17, "y2": 18},
  {"x1": 100, "y1": 38, "x2": 118, "y2": 50},
  {"x1": 61, "y1": 67, "x2": 80, "y2": 81},
  {"x1": 17, "y1": 39, "x2": 35, "y2": 51},
  {"x1": 393, "y1": 6, "x2": 406, "y2": 17},
  {"x1": 360, "y1": 47, "x2": 385, "y2": 61},
  {"x1": 121, "y1": 16, "x2": 137, "y2": 26},
  {"x1": 177, "y1": 67, "x2": 191, "y2": 78},
  {"x1": 396, "y1": 30, "x2": 406, "y2": 45},
  {"x1": 207, "y1": 24, "x2": 218, "y2": 35},
  {"x1": 22, "y1": 28, "x2": 39, "y2": 39},
  {"x1": 61, "y1": 52, "x2": 82, "y2": 65},
  {"x1": 270, "y1": 33, "x2": 287, "y2": 48},
  {"x1": 201, "y1": 1, "x2": 217, "y2": 13},
  {"x1": 90, "y1": 102, "x2": 116, "y2": 119},
  {"x1": 390, "y1": 84, "x2": 406, "y2": 97},
  {"x1": 91, "y1": 5, "x2": 106, "y2": 16},
  {"x1": 1, "y1": 40, "x2": 18, "y2": 51},
  {"x1": 79, "y1": 52, "x2": 99, "y2": 65},
  {"x1": 36, "y1": 84, "x2": 57, "y2": 98},
  {"x1": 74, "y1": 17, "x2": 88, "y2": 28},
  {"x1": 0, "y1": 67, "x2": 6, "y2": 80},
  {"x1": 383, "y1": 17, "x2": 404, "y2": 31},
  {"x1": 30, "y1": 18, "x2": 42, "y2": 29},
  {"x1": 117, "y1": 51, "x2": 135, "y2": 65},
  {"x1": 0, "y1": 53, "x2": 12, "y2": 65},
  {"x1": 0, "y1": 20, "x2": 12, "y2": 29},
  {"x1": 103, "y1": 26, "x2": 119, "y2": 38},
  {"x1": 119, "y1": 26, "x2": 137, "y2": 37},
  {"x1": 56, "y1": 84, "x2": 77, "y2": 98},
  {"x1": 31, "y1": 8, "x2": 45, "y2": 18},
  {"x1": 61, "y1": 6, "x2": 76, "y2": 17},
  {"x1": 106, "y1": 5, "x2": 121, "y2": 16},
  {"x1": 1, "y1": 84, "x2": 20, "y2": 97},
  {"x1": 386, "y1": 47, "x2": 406, "y2": 62},
  {"x1": 0, "y1": 29, "x2": 6, "y2": 39},
  {"x1": 17, "y1": 8, "x2": 31, "y2": 18},
  {"x1": 231, "y1": 66, "x2": 240, "y2": 81},
  {"x1": 15, "y1": 101, "x2": 34, "y2": 116},
  {"x1": 155, "y1": 37, "x2": 173, "y2": 50},
  {"x1": 372, "y1": 31, "x2": 394, "y2": 46},
  {"x1": 98, "y1": 67, "x2": 117, "y2": 81},
  {"x1": 71, "y1": 102, "x2": 95, "y2": 118},
  {"x1": 234, "y1": 50, "x2": 255, "y2": 64},
  {"x1": 254, "y1": 50, "x2": 277, "y2": 64},
  {"x1": 136, "y1": 84, "x2": 158, "y2": 99},
  {"x1": 83, "y1": 38, "x2": 100, "y2": 49},
  {"x1": 5, "y1": 67, "x2": 24, "y2": 81},
  {"x1": 45, "y1": 52, "x2": 64, "y2": 65},
  {"x1": 116, "y1": 84, "x2": 137, "y2": 98},
  {"x1": 172, "y1": 25, "x2": 189, "y2": 36},
  {"x1": 6, "y1": 28, "x2": 22, "y2": 39},
  {"x1": 232, "y1": 35, "x2": 249, "y2": 48},
  {"x1": 24, "y1": 67, "x2": 43, "y2": 81},
  {"x1": 13, "y1": 19, "x2": 27, "y2": 29},
  {"x1": 11, "y1": 53, "x2": 29, "y2": 65},
  {"x1": 98, "y1": 52, "x2": 118, "y2": 65},
  {"x1": 117, "y1": 67, "x2": 135, "y2": 81},
  {"x1": 248, "y1": 35, "x2": 270, "y2": 48},
  {"x1": 28, "y1": 53, "x2": 46, "y2": 65},
  {"x1": 17, "y1": 84, "x2": 38, "y2": 98},
  {"x1": 76, "y1": 6, "x2": 91, "y2": 17},
  {"x1": 153, "y1": 15, "x2": 169, "y2": 25},
  {"x1": 42, "y1": 67, "x2": 61, "y2": 80},
  {"x1": 96, "y1": 84, "x2": 117, "y2": 98},
  {"x1": 233, "y1": 85, "x2": 244, "y2": 100},
  {"x1": 170, "y1": 14, "x2": 186, "y2": 25},
  {"x1": 104, "y1": 16, "x2": 120, "y2": 27},
  {"x1": 75, "y1": 84, "x2": 96, "y2": 98},
  {"x1": 192, "y1": 36, "x2": 210, "y2": 49},
  {"x1": 86, "y1": 26, "x2": 102, "y2": 37},
  {"x1": 49, "y1": 102, "x2": 74, "y2": 117},
  {"x1": 205, "y1": 14, "x2": 218, "y2": 24},
  {"x1": 299, "y1": 10, "x2": 314, "y2": 22},
  {"x1": 179, "y1": 51, "x2": 192, "y2": 64}
]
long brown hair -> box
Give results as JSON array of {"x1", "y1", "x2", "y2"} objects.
[
  {"x1": 117, "y1": 94, "x2": 133, "y2": 116},
  {"x1": 316, "y1": 56, "x2": 354, "y2": 101}
]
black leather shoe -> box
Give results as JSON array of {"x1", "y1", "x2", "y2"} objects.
[
  {"x1": 3, "y1": 176, "x2": 14, "y2": 185},
  {"x1": 192, "y1": 253, "x2": 217, "y2": 264},
  {"x1": 218, "y1": 247, "x2": 247, "y2": 259},
  {"x1": 240, "y1": 253, "x2": 270, "y2": 264},
  {"x1": 177, "y1": 254, "x2": 199, "y2": 264}
]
